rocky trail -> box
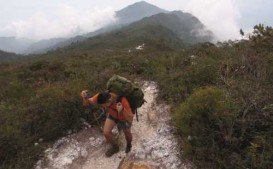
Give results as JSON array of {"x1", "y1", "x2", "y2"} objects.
[{"x1": 35, "y1": 81, "x2": 191, "y2": 169}]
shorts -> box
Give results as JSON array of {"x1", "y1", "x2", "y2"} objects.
[{"x1": 107, "y1": 114, "x2": 131, "y2": 130}]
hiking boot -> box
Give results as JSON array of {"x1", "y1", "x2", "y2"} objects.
[
  {"x1": 105, "y1": 144, "x2": 119, "y2": 157},
  {"x1": 125, "y1": 143, "x2": 132, "y2": 153}
]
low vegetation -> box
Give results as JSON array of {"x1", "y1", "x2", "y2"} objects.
[{"x1": 0, "y1": 24, "x2": 272, "y2": 169}]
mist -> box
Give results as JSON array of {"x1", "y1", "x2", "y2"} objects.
[
  {"x1": 0, "y1": 0, "x2": 263, "y2": 41},
  {"x1": 184, "y1": 0, "x2": 241, "y2": 41},
  {"x1": 0, "y1": 4, "x2": 117, "y2": 40}
]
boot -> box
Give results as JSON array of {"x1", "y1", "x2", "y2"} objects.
[
  {"x1": 125, "y1": 143, "x2": 132, "y2": 153},
  {"x1": 105, "y1": 144, "x2": 119, "y2": 157}
]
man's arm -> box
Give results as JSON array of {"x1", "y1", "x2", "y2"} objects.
[
  {"x1": 118, "y1": 98, "x2": 134, "y2": 123},
  {"x1": 122, "y1": 107, "x2": 134, "y2": 124},
  {"x1": 81, "y1": 90, "x2": 98, "y2": 108},
  {"x1": 82, "y1": 97, "x2": 92, "y2": 108}
]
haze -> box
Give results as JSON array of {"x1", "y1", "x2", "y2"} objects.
[{"x1": 1, "y1": 0, "x2": 272, "y2": 41}]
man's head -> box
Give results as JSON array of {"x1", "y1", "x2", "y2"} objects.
[{"x1": 97, "y1": 91, "x2": 112, "y2": 107}]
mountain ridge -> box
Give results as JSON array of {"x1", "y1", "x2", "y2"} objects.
[
  {"x1": 128, "y1": 11, "x2": 214, "y2": 44},
  {"x1": 0, "y1": 1, "x2": 213, "y2": 55},
  {"x1": 44, "y1": 1, "x2": 170, "y2": 53},
  {"x1": 58, "y1": 10, "x2": 213, "y2": 53}
]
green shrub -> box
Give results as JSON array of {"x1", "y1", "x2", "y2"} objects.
[
  {"x1": 173, "y1": 86, "x2": 237, "y2": 168},
  {"x1": 182, "y1": 57, "x2": 218, "y2": 92}
]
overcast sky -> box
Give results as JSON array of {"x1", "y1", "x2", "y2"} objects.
[{"x1": 1, "y1": 0, "x2": 272, "y2": 41}]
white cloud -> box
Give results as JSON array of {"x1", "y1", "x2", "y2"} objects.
[
  {"x1": 185, "y1": 0, "x2": 241, "y2": 41},
  {"x1": 0, "y1": 4, "x2": 116, "y2": 40}
]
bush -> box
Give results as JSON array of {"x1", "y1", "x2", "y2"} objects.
[{"x1": 173, "y1": 86, "x2": 238, "y2": 168}]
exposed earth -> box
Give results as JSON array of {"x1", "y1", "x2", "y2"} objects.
[{"x1": 35, "y1": 81, "x2": 191, "y2": 169}]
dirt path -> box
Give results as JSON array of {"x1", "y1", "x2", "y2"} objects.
[{"x1": 35, "y1": 81, "x2": 191, "y2": 169}]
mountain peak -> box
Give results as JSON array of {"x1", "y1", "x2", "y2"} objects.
[
  {"x1": 130, "y1": 1, "x2": 156, "y2": 7},
  {"x1": 123, "y1": 1, "x2": 167, "y2": 11},
  {"x1": 116, "y1": 1, "x2": 168, "y2": 25}
]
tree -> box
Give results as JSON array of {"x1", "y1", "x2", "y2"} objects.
[{"x1": 240, "y1": 29, "x2": 245, "y2": 36}]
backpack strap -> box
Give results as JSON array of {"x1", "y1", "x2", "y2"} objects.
[
  {"x1": 134, "y1": 100, "x2": 147, "y2": 122},
  {"x1": 135, "y1": 109, "x2": 139, "y2": 122},
  {"x1": 117, "y1": 95, "x2": 139, "y2": 122},
  {"x1": 109, "y1": 105, "x2": 119, "y2": 119},
  {"x1": 116, "y1": 95, "x2": 123, "y2": 103}
]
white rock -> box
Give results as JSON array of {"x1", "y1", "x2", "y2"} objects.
[
  {"x1": 171, "y1": 164, "x2": 178, "y2": 169},
  {"x1": 187, "y1": 135, "x2": 192, "y2": 141},
  {"x1": 45, "y1": 148, "x2": 52, "y2": 153},
  {"x1": 67, "y1": 130, "x2": 72, "y2": 135},
  {"x1": 83, "y1": 122, "x2": 91, "y2": 128},
  {"x1": 152, "y1": 149, "x2": 164, "y2": 159},
  {"x1": 135, "y1": 150, "x2": 146, "y2": 159},
  {"x1": 166, "y1": 163, "x2": 172, "y2": 168},
  {"x1": 135, "y1": 43, "x2": 145, "y2": 50},
  {"x1": 164, "y1": 151, "x2": 169, "y2": 157},
  {"x1": 89, "y1": 137, "x2": 95, "y2": 141},
  {"x1": 81, "y1": 149, "x2": 88, "y2": 158}
]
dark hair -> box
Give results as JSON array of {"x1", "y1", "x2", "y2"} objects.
[{"x1": 97, "y1": 91, "x2": 111, "y2": 104}]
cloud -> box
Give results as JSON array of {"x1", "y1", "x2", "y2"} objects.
[
  {"x1": 184, "y1": 0, "x2": 241, "y2": 41},
  {"x1": 0, "y1": 4, "x2": 116, "y2": 40}
]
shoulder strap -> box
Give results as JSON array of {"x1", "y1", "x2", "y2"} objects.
[
  {"x1": 116, "y1": 95, "x2": 140, "y2": 122},
  {"x1": 135, "y1": 109, "x2": 139, "y2": 122},
  {"x1": 109, "y1": 104, "x2": 119, "y2": 119},
  {"x1": 116, "y1": 95, "x2": 123, "y2": 103}
]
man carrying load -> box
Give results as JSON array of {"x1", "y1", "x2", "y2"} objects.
[{"x1": 80, "y1": 75, "x2": 144, "y2": 157}]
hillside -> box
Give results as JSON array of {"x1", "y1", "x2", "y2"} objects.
[
  {"x1": 0, "y1": 50, "x2": 21, "y2": 62},
  {"x1": 31, "y1": 10, "x2": 213, "y2": 54},
  {"x1": 39, "y1": 1, "x2": 169, "y2": 54},
  {"x1": 129, "y1": 11, "x2": 214, "y2": 44},
  {"x1": 0, "y1": 37, "x2": 35, "y2": 54},
  {"x1": 1, "y1": 25, "x2": 272, "y2": 169},
  {"x1": 53, "y1": 11, "x2": 213, "y2": 53},
  {"x1": 63, "y1": 24, "x2": 185, "y2": 52},
  {"x1": 24, "y1": 38, "x2": 67, "y2": 54}
]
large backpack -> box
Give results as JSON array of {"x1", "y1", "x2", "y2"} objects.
[{"x1": 106, "y1": 75, "x2": 145, "y2": 121}]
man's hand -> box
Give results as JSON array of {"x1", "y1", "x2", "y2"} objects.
[
  {"x1": 116, "y1": 102, "x2": 124, "y2": 112},
  {"x1": 81, "y1": 90, "x2": 89, "y2": 99}
]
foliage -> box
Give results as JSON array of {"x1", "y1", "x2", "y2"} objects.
[
  {"x1": 173, "y1": 87, "x2": 238, "y2": 168},
  {"x1": 0, "y1": 24, "x2": 273, "y2": 169},
  {"x1": 173, "y1": 25, "x2": 273, "y2": 168}
]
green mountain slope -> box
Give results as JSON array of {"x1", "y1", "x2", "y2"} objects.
[
  {"x1": 1, "y1": 1, "x2": 212, "y2": 55},
  {"x1": 53, "y1": 10, "x2": 213, "y2": 54},
  {"x1": 37, "y1": 2, "x2": 213, "y2": 54},
  {"x1": 0, "y1": 50, "x2": 21, "y2": 62},
  {"x1": 130, "y1": 11, "x2": 214, "y2": 44},
  {"x1": 24, "y1": 38, "x2": 67, "y2": 54},
  {"x1": 67, "y1": 24, "x2": 185, "y2": 52}
]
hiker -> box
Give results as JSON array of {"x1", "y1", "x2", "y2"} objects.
[{"x1": 81, "y1": 89, "x2": 134, "y2": 157}]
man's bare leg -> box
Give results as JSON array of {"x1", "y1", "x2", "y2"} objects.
[
  {"x1": 103, "y1": 118, "x2": 117, "y2": 144},
  {"x1": 123, "y1": 128, "x2": 132, "y2": 143},
  {"x1": 103, "y1": 118, "x2": 119, "y2": 157},
  {"x1": 123, "y1": 128, "x2": 132, "y2": 153}
]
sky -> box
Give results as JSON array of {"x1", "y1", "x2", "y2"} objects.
[{"x1": 0, "y1": 0, "x2": 272, "y2": 41}]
